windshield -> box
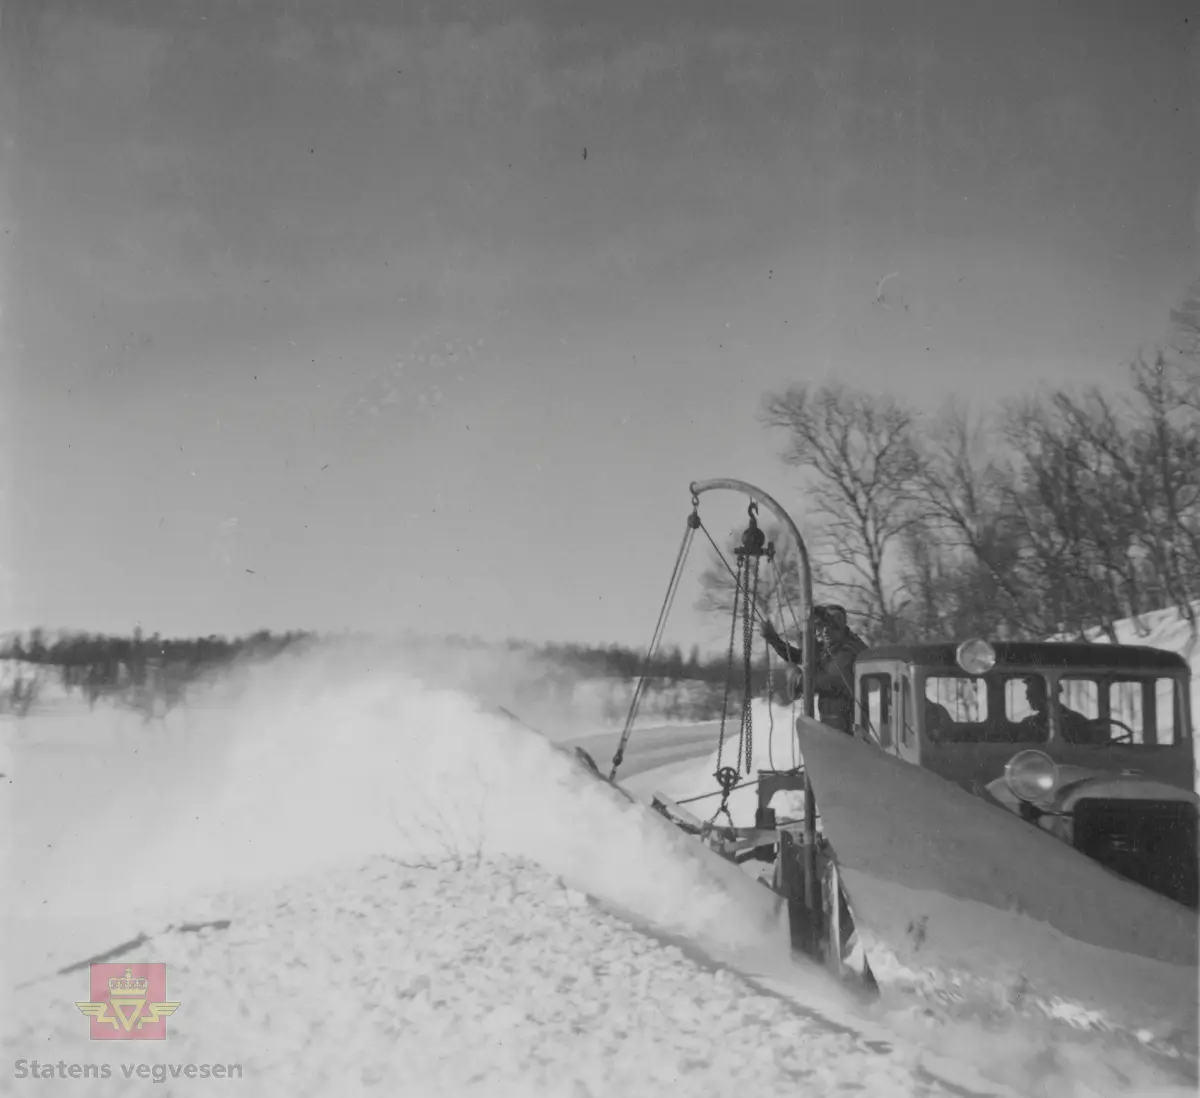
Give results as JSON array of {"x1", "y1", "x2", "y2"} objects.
[{"x1": 921, "y1": 670, "x2": 1186, "y2": 746}]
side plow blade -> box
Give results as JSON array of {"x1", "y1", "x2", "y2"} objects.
[
  {"x1": 794, "y1": 718, "x2": 1200, "y2": 1053},
  {"x1": 491, "y1": 706, "x2": 638, "y2": 805}
]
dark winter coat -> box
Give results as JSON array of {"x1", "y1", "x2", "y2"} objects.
[{"x1": 766, "y1": 631, "x2": 866, "y2": 734}]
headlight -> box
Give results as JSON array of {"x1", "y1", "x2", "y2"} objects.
[
  {"x1": 1004, "y1": 749, "x2": 1059, "y2": 803},
  {"x1": 955, "y1": 638, "x2": 996, "y2": 675}
]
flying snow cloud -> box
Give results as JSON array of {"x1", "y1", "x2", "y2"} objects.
[{"x1": 13, "y1": 637, "x2": 794, "y2": 967}]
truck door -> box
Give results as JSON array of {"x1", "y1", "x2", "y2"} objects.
[
  {"x1": 858, "y1": 669, "x2": 896, "y2": 754},
  {"x1": 896, "y1": 673, "x2": 922, "y2": 766}
]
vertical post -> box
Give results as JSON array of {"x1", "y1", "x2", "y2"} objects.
[
  {"x1": 803, "y1": 770, "x2": 818, "y2": 917},
  {"x1": 824, "y1": 859, "x2": 843, "y2": 976},
  {"x1": 799, "y1": 540, "x2": 817, "y2": 925},
  {"x1": 802, "y1": 611, "x2": 815, "y2": 719},
  {"x1": 778, "y1": 828, "x2": 821, "y2": 956}
]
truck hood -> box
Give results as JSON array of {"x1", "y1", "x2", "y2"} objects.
[{"x1": 987, "y1": 760, "x2": 1200, "y2": 814}]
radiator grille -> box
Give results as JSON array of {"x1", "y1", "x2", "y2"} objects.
[{"x1": 1073, "y1": 798, "x2": 1198, "y2": 908}]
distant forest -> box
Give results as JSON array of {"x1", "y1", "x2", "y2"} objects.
[{"x1": 0, "y1": 627, "x2": 772, "y2": 720}]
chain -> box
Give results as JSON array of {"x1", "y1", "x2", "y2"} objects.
[
  {"x1": 715, "y1": 554, "x2": 745, "y2": 777},
  {"x1": 708, "y1": 765, "x2": 741, "y2": 828},
  {"x1": 740, "y1": 553, "x2": 761, "y2": 774},
  {"x1": 712, "y1": 503, "x2": 774, "y2": 814}
]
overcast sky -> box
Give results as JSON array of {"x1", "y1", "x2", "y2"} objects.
[{"x1": 3, "y1": 0, "x2": 1197, "y2": 649}]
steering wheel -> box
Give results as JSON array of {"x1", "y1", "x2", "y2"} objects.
[{"x1": 1080, "y1": 717, "x2": 1137, "y2": 745}]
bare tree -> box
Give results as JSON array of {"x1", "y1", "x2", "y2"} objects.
[
  {"x1": 904, "y1": 400, "x2": 1037, "y2": 638},
  {"x1": 723, "y1": 280, "x2": 1200, "y2": 650},
  {"x1": 1126, "y1": 353, "x2": 1200, "y2": 635},
  {"x1": 993, "y1": 355, "x2": 1200, "y2": 643},
  {"x1": 758, "y1": 383, "x2": 922, "y2": 641},
  {"x1": 1168, "y1": 275, "x2": 1200, "y2": 366},
  {"x1": 1000, "y1": 395, "x2": 1129, "y2": 639}
]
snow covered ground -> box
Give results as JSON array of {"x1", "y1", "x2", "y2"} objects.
[
  {"x1": 11, "y1": 857, "x2": 979, "y2": 1097},
  {"x1": 4, "y1": 640, "x2": 1197, "y2": 1097}
]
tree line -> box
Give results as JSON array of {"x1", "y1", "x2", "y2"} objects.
[
  {"x1": 700, "y1": 278, "x2": 1200, "y2": 650},
  {"x1": 0, "y1": 628, "x2": 769, "y2": 719},
  {"x1": 0, "y1": 628, "x2": 318, "y2": 715}
]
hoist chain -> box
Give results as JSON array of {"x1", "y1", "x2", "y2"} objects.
[
  {"x1": 712, "y1": 502, "x2": 773, "y2": 820},
  {"x1": 707, "y1": 764, "x2": 741, "y2": 828},
  {"x1": 740, "y1": 553, "x2": 761, "y2": 774},
  {"x1": 714, "y1": 554, "x2": 743, "y2": 781}
]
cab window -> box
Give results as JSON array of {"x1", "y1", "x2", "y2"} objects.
[
  {"x1": 901, "y1": 677, "x2": 914, "y2": 746},
  {"x1": 1155, "y1": 678, "x2": 1180, "y2": 745},
  {"x1": 928, "y1": 673, "x2": 1045, "y2": 743},
  {"x1": 859, "y1": 674, "x2": 892, "y2": 747},
  {"x1": 926, "y1": 675, "x2": 988, "y2": 723},
  {"x1": 1104, "y1": 681, "x2": 1142, "y2": 744},
  {"x1": 1000, "y1": 675, "x2": 1051, "y2": 742},
  {"x1": 1004, "y1": 678, "x2": 1031, "y2": 722},
  {"x1": 1108, "y1": 677, "x2": 1181, "y2": 746},
  {"x1": 1058, "y1": 678, "x2": 1100, "y2": 719}
]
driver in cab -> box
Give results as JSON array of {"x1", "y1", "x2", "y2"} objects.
[{"x1": 1019, "y1": 676, "x2": 1096, "y2": 744}]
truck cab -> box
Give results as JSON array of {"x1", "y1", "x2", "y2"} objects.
[{"x1": 852, "y1": 638, "x2": 1198, "y2": 906}]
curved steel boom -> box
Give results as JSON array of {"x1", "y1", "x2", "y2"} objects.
[{"x1": 689, "y1": 478, "x2": 816, "y2": 720}]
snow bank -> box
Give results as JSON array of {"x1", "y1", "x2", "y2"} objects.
[
  {"x1": 105, "y1": 659, "x2": 800, "y2": 968},
  {"x1": 1071, "y1": 601, "x2": 1200, "y2": 662},
  {"x1": 7, "y1": 857, "x2": 1027, "y2": 1098}
]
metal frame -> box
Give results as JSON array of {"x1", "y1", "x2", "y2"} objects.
[{"x1": 688, "y1": 478, "x2": 823, "y2": 929}]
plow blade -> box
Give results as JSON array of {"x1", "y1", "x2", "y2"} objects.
[
  {"x1": 490, "y1": 705, "x2": 796, "y2": 950},
  {"x1": 794, "y1": 718, "x2": 1199, "y2": 1050},
  {"x1": 491, "y1": 706, "x2": 636, "y2": 806}
]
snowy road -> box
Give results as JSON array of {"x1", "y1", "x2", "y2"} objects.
[{"x1": 567, "y1": 722, "x2": 723, "y2": 780}]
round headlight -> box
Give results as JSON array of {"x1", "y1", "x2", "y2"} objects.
[
  {"x1": 956, "y1": 638, "x2": 996, "y2": 676},
  {"x1": 1004, "y1": 749, "x2": 1059, "y2": 803}
]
